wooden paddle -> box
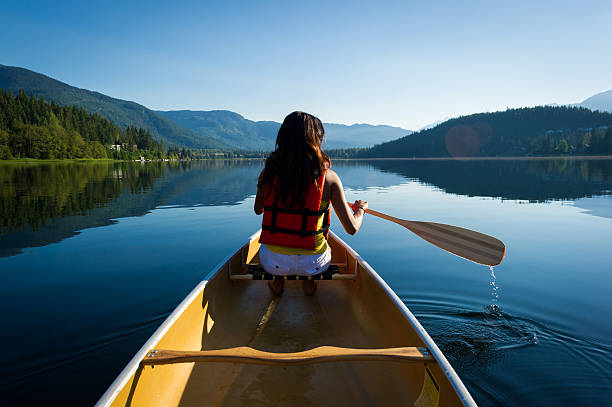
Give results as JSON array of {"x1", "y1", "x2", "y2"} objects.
[{"x1": 352, "y1": 205, "x2": 506, "y2": 266}]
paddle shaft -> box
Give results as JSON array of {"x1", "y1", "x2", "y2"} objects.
[
  {"x1": 352, "y1": 204, "x2": 427, "y2": 228},
  {"x1": 362, "y1": 208, "x2": 403, "y2": 224}
]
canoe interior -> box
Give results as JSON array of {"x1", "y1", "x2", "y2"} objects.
[{"x1": 102, "y1": 233, "x2": 469, "y2": 407}]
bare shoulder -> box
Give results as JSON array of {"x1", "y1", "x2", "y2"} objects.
[
  {"x1": 323, "y1": 169, "x2": 340, "y2": 201},
  {"x1": 325, "y1": 169, "x2": 340, "y2": 185}
]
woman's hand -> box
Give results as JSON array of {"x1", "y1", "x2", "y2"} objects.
[{"x1": 352, "y1": 200, "x2": 368, "y2": 215}]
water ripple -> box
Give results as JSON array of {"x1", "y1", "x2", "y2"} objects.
[
  {"x1": 405, "y1": 299, "x2": 612, "y2": 406},
  {"x1": 0, "y1": 312, "x2": 170, "y2": 392},
  {"x1": 413, "y1": 302, "x2": 538, "y2": 372}
]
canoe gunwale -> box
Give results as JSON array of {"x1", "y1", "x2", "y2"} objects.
[
  {"x1": 94, "y1": 230, "x2": 261, "y2": 407},
  {"x1": 330, "y1": 232, "x2": 477, "y2": 407}
]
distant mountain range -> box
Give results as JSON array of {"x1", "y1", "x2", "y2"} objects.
[
  {"x1": 323, "y1": 123, "x2": 411, "y2": 149},
  {"x1": 0, "y1": 64, "x2": 411, "y2": 151},
  {"x1": 157, "y1": 110, "x2": 411, "y2": 150},
  {"x1": 156, "y1": 110, "x2": 276, "y2": 151},
  {"x1": 577, "y1": 89, "x2": 612, "y2": 112}
]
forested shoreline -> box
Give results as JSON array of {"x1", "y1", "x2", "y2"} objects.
[
  {"x1": 338, "y1": 106, "x2": 612, "y2": 158},
  {"x1": 0, "y1": 90, "x2": 165, "y2": 160}
]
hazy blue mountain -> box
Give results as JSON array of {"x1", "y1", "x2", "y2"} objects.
[
  {"x1": 323, "y1": 123, "x2": 411, "y2": 148},
  {"x1": 578, "y1": 89, "x2": 612, "y2": 112},
  {"x1": 0, "y1": 64, "x2": 229, "y2": 149},
  {"x1": 157, "y1": 110, "x2": 275, "y2": 151},
  {"x1": 157, "y1": 110, "x2": 412, "y2": 150}
]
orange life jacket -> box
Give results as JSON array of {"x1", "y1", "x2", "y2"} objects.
[{"x1": 260, "y1": 170, "x2": 330, "y2": 250}]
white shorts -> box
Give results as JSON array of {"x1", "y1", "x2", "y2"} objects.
[{"x1": 259, "y1": 244, "x2": 332, "y2": 276}]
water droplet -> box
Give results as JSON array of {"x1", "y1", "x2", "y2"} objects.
[{"x1": 489, "y1": 266, "x2": 500, "y2": 305}]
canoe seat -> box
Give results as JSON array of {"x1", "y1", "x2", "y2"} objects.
[
  {"x1": 230, "y1": 264, "x2": 356, "y2": 280},
  {"x1": 142, "y1": 346, "x2": 435, "y2": 366}
]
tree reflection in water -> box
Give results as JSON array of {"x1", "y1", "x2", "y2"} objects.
[
  {"x1": 1, "y1": 158, "x2": 611, "y2": 257},
  {"x1": 0, "y1": 160, "x2": 263, "y2": 256},
  {"x1": 363, "y1": 158, "x2": 612, "y2": 202}
]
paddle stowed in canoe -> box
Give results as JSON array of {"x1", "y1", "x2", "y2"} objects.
[{"x1": 96, "y1": 231, "x2": 477, "y2": 407}]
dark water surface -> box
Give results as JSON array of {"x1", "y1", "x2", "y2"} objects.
[{"x1": 1, "y1": 159, "x2": 611, "y2": 406}]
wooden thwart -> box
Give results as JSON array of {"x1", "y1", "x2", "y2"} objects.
[
  {"x1": 142, "y1": 346, "x2": 434, "y2": 366},
  {"x1": 229, "y1": 264, "x2": 357, "y2": 280}
]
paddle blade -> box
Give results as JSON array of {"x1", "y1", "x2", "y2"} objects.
[{"x1": 400, "y1": 220, "x2": 506, "y2": 266}]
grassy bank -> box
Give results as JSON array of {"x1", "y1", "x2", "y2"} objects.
[
  {"x1": 331, "y1": 155, "x2": 612, "y2": 161},
  {"x1": 0, "y1": 158, "x2": 117, "y2": 164}
]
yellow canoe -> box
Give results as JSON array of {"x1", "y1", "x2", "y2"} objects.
[{"x1": 96, "y1": 231, "x2": 477, "y2": 406}]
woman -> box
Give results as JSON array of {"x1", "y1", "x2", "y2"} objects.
[{"x1": 254, "y1": 111, "x2": 367, "y2": 295}]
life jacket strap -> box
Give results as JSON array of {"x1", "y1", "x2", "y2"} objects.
[
  {"x1": 270, "y1": 204, "x2": 278, "y2": 234},
  {"x1": 262, "y1": 224, "x2": 329, "y2": 237},
  {"x1": 263, "y1": 206, "x2": 328, "y2": 216},
  {"x1": 322, "y1": 202, "x2": 330, "y2": 237}
]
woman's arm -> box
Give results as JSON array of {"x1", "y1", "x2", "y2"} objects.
[
  {"x1": 254, "y1": 170, "x2": 264, "y2": 215},
  {"x1": 326, "y1": 170, "x2": 368, "y2": 235}
]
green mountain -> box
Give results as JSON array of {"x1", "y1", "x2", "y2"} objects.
[
  {"x1": 0, "y1": 64, "x2": 228, "y2": 149},
  {"x1": 359, "y1": 106, "x2": 612, "y2": 158},
  {"x1": 157, "y1": 110, "x2": 411, "y2": 150}
]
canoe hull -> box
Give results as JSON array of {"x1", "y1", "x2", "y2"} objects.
[{"x1": 96, "y1": 231, "x2": 476, "y2": 406}]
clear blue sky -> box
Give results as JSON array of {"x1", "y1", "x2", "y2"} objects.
[{"x1": 2, "y1": 1, "x2": 611, "y2": 129}]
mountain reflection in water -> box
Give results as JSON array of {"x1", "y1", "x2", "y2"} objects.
[
  {"x1": 1, "y1": 158, "x2": 611, "y2": 257},
  {"x1": 364, "y1": 158, "x2": 612, "y2": 202}
]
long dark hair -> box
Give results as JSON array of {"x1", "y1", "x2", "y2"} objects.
[{"x1": 258, "y1": 111, "x2": 331, "y2": 207}]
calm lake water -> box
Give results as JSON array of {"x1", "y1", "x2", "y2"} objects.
[{"x1": 1, "y1": 158, "x2": 611, "y2": 406}]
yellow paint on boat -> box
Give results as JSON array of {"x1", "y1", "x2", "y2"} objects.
[{"x1": 96, "y1": 231, "x2": 476, "y2": 407}]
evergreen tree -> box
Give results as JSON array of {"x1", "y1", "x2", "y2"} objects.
[{"x1": 0, "y1": 90, "x2": 167, "y2": 160}]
